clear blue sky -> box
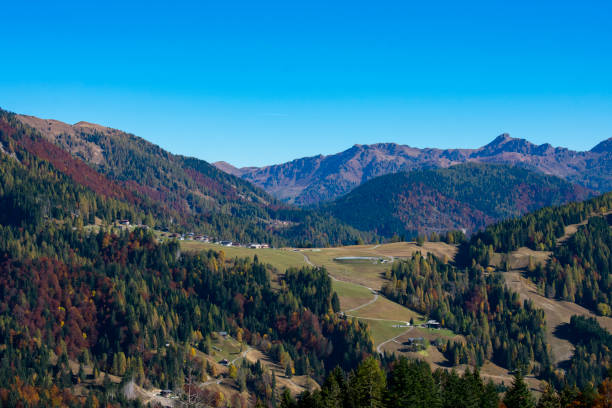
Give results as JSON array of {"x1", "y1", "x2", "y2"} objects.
[{"x1": 1, "y1": 1, "x2": 611, "y2": 167}]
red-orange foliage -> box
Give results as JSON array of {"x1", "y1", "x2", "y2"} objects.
[
  {"x1": 1, "y1": 117, "x2": 137, "y2": 204},
  {"x1": 0, "y1": 257, "x2": 98, "y2": 356}
]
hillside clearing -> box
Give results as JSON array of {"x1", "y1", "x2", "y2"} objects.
[
  {"x1": 504, "y1": 271, "x2": 612, "y2": 364},
  {"x1": 332, "y1": 279, "x2": 375, "y2": 311},
  {"x1": 180, "y1": 241, "x2": 307, "y2": 273}
]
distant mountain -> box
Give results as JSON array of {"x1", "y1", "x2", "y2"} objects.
[
  {"x1": 591, "y1": 137, "x2": 612, "y2": 154},
  {"x1": 6, "y1": 110, "x2": 368, "y2": 247},
  {"x1": 322, "y1": 163, "x2": 592, "y2": 237},
  {"x1": 215, "y1": 134, "x2": 612, "y2": 205}
]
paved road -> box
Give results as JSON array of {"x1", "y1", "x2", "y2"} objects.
[
  {"x1": 301, "y1": 252, "x2": 315, "y2": 267},
  {"x1": 202, "y1": 378, "x2": 223, "y2": 386},
  {"x1": 344, "y1": 315, "x2": 406, "y2": 323},
  {"x1": 302, "y1": 251, "x2": 341, "y2": 282}
]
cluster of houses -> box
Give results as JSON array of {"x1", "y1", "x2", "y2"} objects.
[
  {"x1": 159, "y1": 230, "x2": 270, "y2": 249},
  {"x1": 219, "y1": 241, "x2": 270, "y2": 249},
  {"x1": 162, "y1": 231, "x2": 214, "y2": 242},
  {"x1": 114, "y1": 220, "x2": 271, "y2": 249}
]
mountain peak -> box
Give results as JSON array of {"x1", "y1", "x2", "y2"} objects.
[
  {"x1": 213, "y1": 161, "x2": 246, "y2": 177},
  {"x1": 484, "y1": 133, "x2": 514, "y2": 148},
  {"x1": 591, "y1": 137, "x2": 612, "y2": 153},
  {"x1": 477, "y1": 133, "x2": 545, "y2": 156}
]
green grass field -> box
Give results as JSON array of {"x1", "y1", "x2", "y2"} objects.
[
  {"x1": 180, "y1": 241, "x2": 307, "y2": 273},
  {"x1": 332, "y1": 279, "x2": 375, "y2": 311},
  {"x1": 356, "y1": 318, "x2": 410, "y2": 346},
  {"x1": 208, "y1": 334, "x2": 245, "y2": 363},
  {"x1": 351, "y1": 296, "x2": 422, "y2": 323},
  {"x1": 180, "y1": 240, "x2": 456, "y2": 361},
  {"x1": 304, "y1": 248, "x2": 390, "y2": 290}
]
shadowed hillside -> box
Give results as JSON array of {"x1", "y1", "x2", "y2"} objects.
[{"x1": 322, "y1": 163, "x2": 592, "y2": 237}]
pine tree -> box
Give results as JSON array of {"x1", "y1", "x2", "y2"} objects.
[
  {"x1": 385, "y1": 358, "x2": 441, "y2": 408},
  {"x1": 331, "y1": 292, "x2": 341, "y2": 313},
  {"x1": 279, "y1": 389, "x2": 297, "y2": 408},
  {"x1": 481, "y1": 381, "x2": 500, "y2": 408},
  {"x1": 349, "y1": 357, "x2": 386, "y2": 408},
  {"x1": 503, "y1": 372, "x2": 535, "y2": 408}
]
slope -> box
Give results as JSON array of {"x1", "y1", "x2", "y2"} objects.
[
  {"x1": 322, "y1": 163, "x2": 592, "y2": 237},
  {"x1": 457, "y1": 192, "x2": 612, "y2": 387},
  {"x1": 10, "y1": 109, "x2": 369, "y2": 247},
  {"x1": 0, "y1": 128, "x2": 374, "y2": 406}
]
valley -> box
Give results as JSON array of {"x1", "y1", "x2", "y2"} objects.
[
  {"x1": 5, "y1": 3, "x2": 612, "y2": 406},
  {"x1": 127, "y1": 210, "x2": 612, "y2": 400},
  {"x1": 179, "y1": 238, "x2": 553, "y2": 392}
]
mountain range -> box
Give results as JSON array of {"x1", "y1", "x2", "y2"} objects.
[
  {"x1": 215, "y1": 134, "x2": 612, "y2": 205},
  {"x1": 7, "y1": 109, "x2": 612, "y2": 242}
]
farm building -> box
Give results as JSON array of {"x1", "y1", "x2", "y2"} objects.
[{"x1": 425, "y1": 320, "x2": 441, "y2": 329}]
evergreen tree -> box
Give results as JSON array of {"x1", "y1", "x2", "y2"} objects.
[
  {"x1": 385, "y1": 358, "x2": 441, "y2": 408},
  {"x1": 503, "y1": 372, "x2": 535, "y2": 408},
  {"x1": 349, "y1": 357, "x2": 386, "y2": 408},
  {"x1": 331, "y1": 292, "x2": 341, "y2": 313}
]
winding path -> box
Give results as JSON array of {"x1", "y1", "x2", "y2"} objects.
[
  {"x1": 376, "y1": 327, "x2": 413, "y2": 354},
  {"x1": 301, "y1": 251, "x2": 376, "y2": 310},
  {"x1": 343, "y1": 292, "x2": 379, "y2": 313},
  {"x1": 301, "y1": 249, "x2": 413, "y2": 356},
  {"x1": 230, "y1": 346, "x2": 251, "y2": 365}
]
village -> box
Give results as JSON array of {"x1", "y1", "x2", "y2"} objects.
[{"x1": 115, "y1": 219, "x2": 271, "y2": 249}]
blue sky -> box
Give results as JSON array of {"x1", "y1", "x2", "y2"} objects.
[{"x1": 1, "y1": 1, "x2": 611, "y2": 167}]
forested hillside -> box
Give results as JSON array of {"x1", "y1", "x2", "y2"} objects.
[
  {"x1": 381, "y1": 252, "x2": 551, "y2": 374},
  {"x1": 323, "y1": 163, "x2": 591, "y2": 238},
  {"x1": 459, "y1": 191, "x2": 612, "y2": 316},
  {"x1": 0, "y1": 124, "x2": 374, "y2": 405},
  {"x1": 559, "y1": 316, "x2": 612, "y2": 389},
  {"x1": 5, "y1": 109, "x2": 370, "y2": 247},
  {"x1": 455, "y1": 191, "x2": 612, "y2": 391},
  {"x1": 528, "y1": 216, "x2": 611, "y2": 315}
]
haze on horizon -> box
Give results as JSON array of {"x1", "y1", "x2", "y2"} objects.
[{"x1": 1, "y1": 1, "x2": 611, "y2": 167}]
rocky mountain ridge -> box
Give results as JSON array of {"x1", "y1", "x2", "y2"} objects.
[{"x1": 215, "y1": 134, "x2": 612, "y2": 205}]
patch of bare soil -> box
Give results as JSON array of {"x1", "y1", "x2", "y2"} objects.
[
  {"x1": 381, "y1": 334, "x2": 542, "y2": 392},
  {"x1": 245, "y1": 349, "x2": 319, "y2": 396},
  {"x1": 508, "y1": 247, "x2": 552, "y2": 270},
  {"x1": 369, "y1": 241, "x2": 458, "y2": 260}
]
